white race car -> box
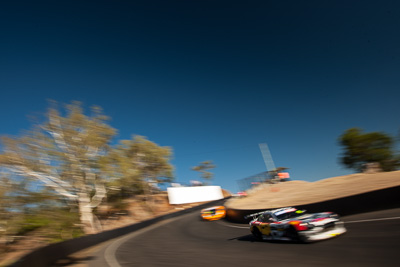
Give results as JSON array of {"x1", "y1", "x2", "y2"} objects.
[{"x1": 247, "y1": 207, "x2": 346, "y2": 242}]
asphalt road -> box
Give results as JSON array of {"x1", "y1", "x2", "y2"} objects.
[{"x1": 90, "y1": 208, "x2": 400, "y2": 267}]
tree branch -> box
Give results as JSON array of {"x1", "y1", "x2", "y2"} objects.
[{"x1": 10, "y1": 166, "x2": 77, "y2": 200}]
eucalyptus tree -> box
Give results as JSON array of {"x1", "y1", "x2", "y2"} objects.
[
  {"x1": 0, "y1": 102, "x2": 116, "y2": 234},
  {"x1": 0, "y1": 173, "x2": 34, "y2": 244},
  {"x1": 192, "y1": 160, "x2": 216, "y2": 185},
  {"x1": 0, "y1": 175, "x2": 11, "y2": 246},
  {"x1": 106, "y1": 135, "x2": 174, "y2": 207},
  {"x1": 339, "y1": 128, "x2": 399, "y2": 172}
]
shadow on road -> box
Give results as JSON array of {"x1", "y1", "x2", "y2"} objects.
[
  {"x1": 228, "y1": 234, "x2": 311, "y2": 245},
  {"x1": 227, "y1": 234, "x2": 258, "y2": 242},
  {"x1": 51, "y1": 256, "x2": 96, "y2": 266}
]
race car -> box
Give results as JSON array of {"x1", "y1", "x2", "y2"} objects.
[
  {"x1": 201, "y1": 206, "x2": 226, "y2": 221},
  {"x1": 247, "y1": 207, "x2": 346, "y2": 242}
]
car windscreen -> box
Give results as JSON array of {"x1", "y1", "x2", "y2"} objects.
[
  {"x1": 203, "y1": 209, "x2": 216, "y2": 215},
  {"x1": 274, "y1": 210, "x2": 301, "y2": 221}
]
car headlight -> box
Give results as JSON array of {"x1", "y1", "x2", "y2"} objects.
[
  {"x1": 330, "y1": 214, "x2": 339, "y2": 219},
  {"x1": 299, "y1": 223, "x2": 314, "y2": 230}
]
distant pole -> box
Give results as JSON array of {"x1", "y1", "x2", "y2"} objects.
[{"x1": 259, "y1": 143, "x2": 276, "y2": 172}]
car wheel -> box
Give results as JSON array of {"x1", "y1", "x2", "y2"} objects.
[
  {"x1": 286, "y1": 226, "x2": 301, "y2": 242},
  {"x1": 251, "y1": 227, "x2": 263, "y2": 241}
]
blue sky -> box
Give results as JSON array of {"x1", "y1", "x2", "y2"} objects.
[{"x1": 1, "y1": 1, "x2": 400, "y2": 192}]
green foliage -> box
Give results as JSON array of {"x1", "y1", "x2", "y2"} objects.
[
  {"x1": 105, "y1": 135, "x2": 174, "y2": 200},
  {"x1": 0, "y1": 101, "x2": 175, "y2": 237},
  {"x1": 14, "y1": 208, "x2": 83, "y2": 242},
  {"x1": 338, "y1": 128, "x2": 399, "y2": 172},
  {"x1": 15, "y1": 216, "x2": 51, "y2": 236},
  {"x1": 0, "y1": 101, "x2": 119, "y2": 233},
  {"x1": 0, "y1": 174, "x2": 82, "y2": 244},
  {"x1": 192, "y1": 160, "x2": 216, "y2": 184}
]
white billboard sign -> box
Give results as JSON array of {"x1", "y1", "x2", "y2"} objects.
[{"x1": 167, "y1": 186, "x2": 223, "y2": 204}]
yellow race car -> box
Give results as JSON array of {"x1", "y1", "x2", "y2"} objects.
[{"x1": 201, "y1": 206, "x2": 226, "y2": 221}]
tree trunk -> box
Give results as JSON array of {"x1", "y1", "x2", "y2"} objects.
[{"x1": 78, "y1": 192, "x2": 99, "y2": 234}]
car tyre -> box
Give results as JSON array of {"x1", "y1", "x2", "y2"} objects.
[
  {"x1": 251, "y1": 227, "x2": 263, "y2": 241},
  {"x1": 286, "y1": 226, "x2": 302, "y2": 242}
]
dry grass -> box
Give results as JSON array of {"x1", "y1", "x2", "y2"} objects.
[
  {"x1": 225, "y1": 170, "x2": 400, "y2": 209},
  {"x1": 0, "y1": 193, "x2": 201, "y2": 266}
]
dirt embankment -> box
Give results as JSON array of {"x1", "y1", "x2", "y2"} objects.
[
  {"x1": 1, "y1": 189, "x2": 231, "y2": 266},
  {"x1": 225, "y1": 171, "x2": 400, "y2": 210}
]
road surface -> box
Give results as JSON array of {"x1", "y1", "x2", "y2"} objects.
[{"x1": 88, "y1": 207, "x2": 400, "y2": 266}]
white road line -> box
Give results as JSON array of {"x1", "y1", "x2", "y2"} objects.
[
  {"x1": 344, "y1": 216, "x2": 400, "y2": 224},
  {"x1": 103, "y1": 214, "x2": 400, "y2": 266},
  {"x1": 104, "y1": 214, "x2": 191, "y2": 267}
]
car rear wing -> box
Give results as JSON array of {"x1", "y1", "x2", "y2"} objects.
[
  {"x1": 244, "y1": 210, "x2": 269, "y2": 220},
  {"x1": 244, "y1": 207, "x2": 301, "y2": 220}
]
